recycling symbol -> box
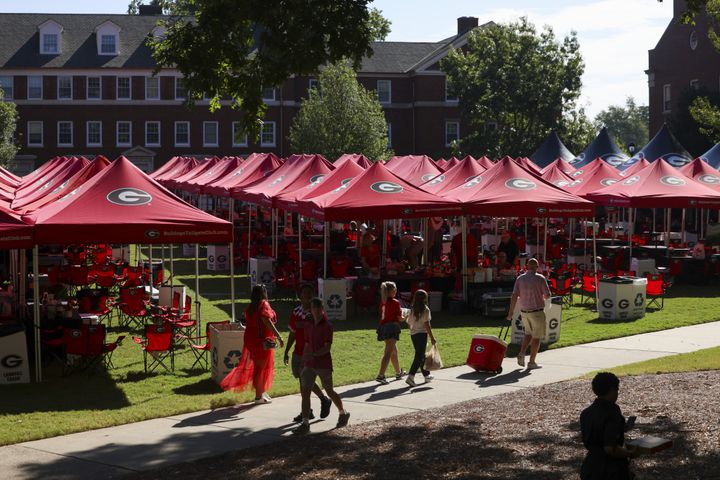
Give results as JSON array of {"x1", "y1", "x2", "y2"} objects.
[
  {"x1": 327, "y1": 294, "x2": 343, "y2": 309},
  {"x1": 251, "y1": 270, "x2": 257, "y2": 284},
  {"x1": 634, "y1": 293, "x2": 644, "y2": 307},
  {"x1": 261, "y1": 271, "x2": 274, "y2": 284},
  {"x1": 224, "y1": 350, "x2": 243, "y2": 370}
]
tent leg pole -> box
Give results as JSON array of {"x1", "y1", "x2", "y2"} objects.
[
  {"x1": 324, "y1": 221, "x2": 329, "y2": 279},
  {"x1": 461, "y1": 216, "x2": 467, "y2": 301},
  {"x1": 629, "y1": 208, "x2": 634, "y2": 270},
  {"x1": 33, "y1": 245, "x2": 41, "y2": 383},
  {"x1": 543, "y1": 217, "x2": 548, "y2": 266},
  {"x1": 170, "y1": 244, "x2": 174, "y2": 289},
  {"x1": 247, "y1": 205, "x2": 252, "y2": 275},
  {"x1": 382, "y1": 220, "x2": 388, "y2": 270},
  {"x1": 195, "y1": 244, "x2": 201, "y2": 337},
  {"x1": 230, "y1": 198, "x2": 235, "y2": 322},
  {"x1": 593, "y1": 217, "x2": 598, "y2": 306},
  {"x1": 298, "y1": 214, "x2": 303, "y2": 284},
  {"x1": 682, "y1": 208, "x2": 686, "y2": 244}
]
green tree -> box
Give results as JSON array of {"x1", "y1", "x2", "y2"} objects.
[
  {"x1": 560, "y1": 107, "x2": 597, "y2": 154},
  {"x1": 127, "y1": 0, "x2": 195, "y2": 15},
  {"x1": 367, "y1": 8, "x2": 391, "y2": 41},
  {"x1": 289, "y1": 63, "x2": 391, "y2": 162},
  {"x1": 0, "y1": 88, "x2": 19, "y2": 167},
  {"x1": 689, "y1": 94, "x2": 720, "y2": 143},
  {"x1": 594, "y1": 97, "x2": 649, "y2": 150},
  {"x1": 441, "y1": 17, "x2": 584, "y2": 158},
  {"x1": 145, "y1": 0, "x2": 377, "y2": 140}
]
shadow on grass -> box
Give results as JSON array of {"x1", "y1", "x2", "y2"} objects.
[{"x1": 173, "y1": 377, "x2": 222, "y2": 396}]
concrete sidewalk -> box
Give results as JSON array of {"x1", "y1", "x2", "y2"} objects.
[{"x1": 4, "y1": 321, "x2": 720, "y2": 480}]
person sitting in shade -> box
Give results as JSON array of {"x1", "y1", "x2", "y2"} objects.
[{"x1": 497, "y1": 231, "x2": 519, "y2": 266}]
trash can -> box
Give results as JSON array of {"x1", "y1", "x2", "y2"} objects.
[
  {"x1": 207, "y1": 245, "x2": 229, "y2": 271},
  {"x1": 210, "y1": 322, "x2": 245, "y2": 385},
  {"x1": 511, "y1": 296, "x2": 562, "y2": 345},
  {"x1": 597, "y1": 276, "x2": 647, "y2": 321},
  {"x1": 0, "y1": 322, "x2": 30, "y2": 384}
]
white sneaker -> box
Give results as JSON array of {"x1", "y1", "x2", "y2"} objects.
[
  {"x1": 423, "y1": 374, "x2": 434, "y2": 383},
  {"x1": 517, "y1": 354, "x2": 525, "y2": 367},
  {"x1": 405, "y1": 375, "x2": 417, "y2": 387},
  {"x1": 527, "y1": 362, "x2": 541, "y2": 370},
  {"x1": 254, "y1": 393, "x2": 272, "y2": 404}
]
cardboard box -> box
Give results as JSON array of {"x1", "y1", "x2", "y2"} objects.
[{"x1": 209, "y1": 323, "x2": 245, "y2": 384}]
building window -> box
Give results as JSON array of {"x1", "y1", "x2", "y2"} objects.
[
  {"x1": 445, "y1": 78, "x2": 458, "y2": 102},
  {"x1": 387, "y1": 122, "x2": 392, "y2": 148},
  {"x1": 57, "y1": 76, "x2": 72, "y2": 100},
  {"x1": 175, "y1": 121, "x2": 190, "y2": 146},
  {"x1": 117, "y1": 76, "x2": 131, "y2": 100},
  {"x1": 232, "y1": 122, "x2": 248, "y2": 147},
  {"x1": 116, "y1": 121, "x2": 132, "y2": 147},
  {"x1": 145, "y1": 76, "x2": 160, "y2": 99},
  {"x1": 377, "y1": 80, "x2": 391, "y2": 104},
  {"x1": 0, "y1": 76, "x2": 13, "y2": 100},
  {"x1": 145, "y1": 121, "x2": 160, "y2": 146},
  {"x1": 445, "y1": 121, "x2": 460, "y2": 147},
  {"x1": 100, "y1": 34, "x2": 117, "y2": 55},
  {"x1": 27, "y1": 121, "x2": 43, "y2": 146},
  {"x1": 27, "y1": 76, "x2": 43, "y2": 99},
  {"x1": 308, "y1": 78, "x2": 320, "y2": 96},
  {"x1": 175, "y1": 77, "x2": 187, "y2": 100},
  {"x1": 663, "y1": 84, "x2": 671, "y2": 112},
  {"x1": 203, "y1": 121, "x2": 218, "y2": 147},
  {"x1": 57, "y1": 121, "x2": 73, "y2": 147},
  {"x1": 262, "y1": 87, "x2": 276, "y2": 101},
  {"x1": 87, "y1": 121, "x2": 102, "y2": 147},
  {"x1": 690, "y1": 79, "x2": 700, "y2": 91},
  {"x1": 260, "y1": 121, "x2": 276, "y2": 147},
  {"x1": 87, "y1": 76, "x2": 101, "y2": 99},
  {"x1": 42, "y1": 33, "x2": 59, "y2": 54}
]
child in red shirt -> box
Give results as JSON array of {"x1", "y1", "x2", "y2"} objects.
[{"x1": 375, "y1": 281, "x2": 407, "y2": 385}]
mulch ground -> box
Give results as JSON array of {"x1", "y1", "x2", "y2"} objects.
[{"x1": 134, "y1": 370, "x2": 720, "y2": 480}]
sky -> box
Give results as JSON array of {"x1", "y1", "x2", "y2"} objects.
[{"x1": 0, "y1": 0, "x2": 675, "y2": 118}]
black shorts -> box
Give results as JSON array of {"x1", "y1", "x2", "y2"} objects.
[{"x1": 377, "y1": 322, "x2": 401, "y2": 341}]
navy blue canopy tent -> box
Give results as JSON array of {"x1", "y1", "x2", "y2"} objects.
[
  {"x1": 529, "y1": 130, "x2": 575, "y2": 169},
  {"x1": 572, "y1": 127, "x2": 628, "y2": 168},
  {"x1": 620, "y1": 124, "x2": 692, "y2": 170}
]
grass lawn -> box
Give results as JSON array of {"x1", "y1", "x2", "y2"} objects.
[
  {"x1": 2, "y1": 244, "x2": 719, "y2": 446},
  {"x1": 586, "y1": 346, "x2": 720, "y2": 378}
]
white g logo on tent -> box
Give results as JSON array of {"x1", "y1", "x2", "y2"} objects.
[
  {"x1": 428, "y1": 175, "x2": 445, "y2": 185},
  {"x1": 555, "y1": 180, "x2": 569, "y2": 187},
  {"x1": 309, "y1": 174, "x2": 325, "y2": 186},
  {"x1": 370, "y1": 181, "x2": 403, "y2": 193},
  {"x1": 107, "y1": 188, "x2": 153, "y2": 206},
  {"x1": 604, "y1": 154, "x2": 625, "y2": 167},
  {"x1": 462, "y1": 176, "x2": 482, "y2": 188},
  {"x1": 600, "y1": 178, "x2": 617, "y2": 187},
  {"x1": 505, "y1": 178, "x2": 536, "y2": 190},
  {"x1": 269, "y1": 175, "x2": 285, "y2": 186},
  {"x1": 572, "y1": 170, "x2": 583, "y2": 177},
  {"x1": 660, "y1": 175, "x2": 685, "y2": 186},
  {"x1": 664, "y1": 154, "x2": 688, "y2": 167},
  {"x1": 697, "y1": 174, "x2": 720, "y2": 185},
  {"x1": 623, "y1": 175, "x2": 640, "y2": 186},
  {"x1": 421, "y1": 174, "x2": 436, "y2": 182},
  {"x1": 50, "y1": 180, "x2": 70, "y2": 194}
]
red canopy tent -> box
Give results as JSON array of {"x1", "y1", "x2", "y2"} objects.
[
  {"x1": 180, "y1": 157, "x2": 244, "y2": 194},
  {"x1": 514, "y1": 156, "x2": 542, "y2": 173},
  {"x1": 150, "y1": 156, "x2": 186, "y2": 179},
  {"x1": 420, "y1": 155, "x2": 486, "y2": 195},
  {"x1": 539, "y1": 163, "x2": 575, "y2": 189},
  {"x1": 569, "y1": 162, "x2": 622, "y2": 198},
  {"x1": 24, "y1": 156, "x2": 232, "y2": 244},
  {"x1": 291, "y1": 161, "x2": 462, "y2": 221},
  {"x1": 334, "y1": 153, "x2": 373, "y2": 169},
  {"x1": 586, "y1": 159, "x2": 720, "y2": 208},
  {"x1": 568, "y1": 157, "x2": 606, "y2": 179},
  {"x1": 679, "y1": 158, "x2": 720, "y2": 190},
  {"x1": 477, "y1": 156, "x2": 495, "y2": 169},
  {"x1": 619, "y1": 158, "x2": 650, "y2": 177},
  {"x1": 205, "y1": 153, "x2": 282, "y2": 197},
  {"x1": 152, "y1": 157, "x2": 199, "y2": 183},
  {"x1": 444, "y1": 156, "x2": 461, "y2": 170},
  {"x1": 540, "y1": 157, "x2": 576, "y2": 175},
  {"x1": 15, "y1": 157, "x2": 89, "y2": 198},
  {"x1": 385, "y1": 155, "x2": 443, "y2": 186},
  {"x1": 435, "y1": 158, "x2": 448, "y2": 170},
  {"x1": 0, "y1": 166, "x2": 20, "y2": 188},
  {"x1": 232, "y1": 154, "x2": 334, "y2": 207},
  {"x1": 161, "y1": 157, "x2": 219, "y2": 190},
  {"x1": 0, "y1": 205, "x2": 34, "y2": 248},
  {"x1": 13, "y1": 156, "x2": 110, "y2": 212},
  {"x1": 19, "y1": 156, "x2": 64, "y2": 182},
  {"x1": 275, "y1": 160, "x2": 366, "y2": 212},
  {"x1": 443, "y1": 157, "x2": 594, "y2": 217}
]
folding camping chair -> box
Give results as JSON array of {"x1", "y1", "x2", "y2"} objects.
[
  {"x1": 549, "y1": 272, "x2": 575, "y2": 307},
  {"x1": 115, "y1": 286, "x2": 151, "y2": 329},
  {"x1": 133, "y1": 321, "x2": 175, "y2": 373},
  {"x1": 163, "y1": 295, "x2": 196, "y2": 341},
  {"x1": 646, "y1": 273, "x2": 672, "y2": 309},
  {"x1": 178, "y1": 320, "x2": 231, "y2": 370},
  {"x1": 580, "y1": 272, "x2": 598, "y2": 305},
  {"x1": 102, "y1": 335, "x2": 126, "y2": 369},
  {"x1": 77, "y1": 288, "x2": 113, "y2": 326},
  {"x1": 94, "y1": 263, "x2": 118, "y2": 291},
  {"x1": 65, "y1": 264, "x2": 97, "y2": 295},
  {"x1": 62, "y1": 324, "x2": 106, "y2": 375}
]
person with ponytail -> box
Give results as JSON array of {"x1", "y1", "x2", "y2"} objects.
[{"x1": 375, "y1": 281, "x2": 406, "y2": 385}]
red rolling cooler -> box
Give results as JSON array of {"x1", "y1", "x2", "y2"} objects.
[{"x1": 466, "y1": 328, "x2": 508, "y2": 374}]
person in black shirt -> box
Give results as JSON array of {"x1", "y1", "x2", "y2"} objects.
[
  {"x1": 580, "y1": 372, "x2": 639, "y2": 480},
  {"x1": 497, "y1": 232, "x2": 519, "y2": 266}
]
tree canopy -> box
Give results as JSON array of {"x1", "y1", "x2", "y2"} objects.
[
  {"x1": 143, "y1": 0, "x2": 379, "y2": 140},
  {"x1": 289, "y1": 63, "x2": 391, "y2": 162},
  {"x1": 594, "y1": 97, "x2": 649, "y2": 151},
  {"x1": 441, "y1": 18, "x2": 586, "y2": 158},
  {"x1": 0, "y1": 88, "x2": 18, "y2": 167}
]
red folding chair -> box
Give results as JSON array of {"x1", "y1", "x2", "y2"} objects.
[
  {"x1": 65, "y1": 264, "x2": 97, "y2": 294},
  {"x1": 64, "y1": 245, "x2": 86, "y2": 265},
  {"x1": 166, "y1": 295, "x2": 196, "y2": 340},
  {"x1": 580, "y1": 272, "x2": 598, "y2": 304},
  {"x1": 62, "y1": 324, "x2": 106, "y2": 375},
  {"x1": 94, "y1": 263, "x2": 118, "y2": 290},
  {"x1": 103, "y1": 335, "x2": 126, "y2": 369},
  {"x1": 550, "y1": 273, "x2": 575, "y2": 307},
  {"x1": 133, "y1": 321, "x2": 175, "y2": 373},
  {"x1": 77, "y1": 288, "x2": 113, "y2": 326},
  {"x1": 330, "y1": 256, "x2": 352, "y2": 278},
  {"x1": 353, "y1": 281, "x2": 378, "y2": 313},
  {"x1": 116, "y1": 286, "x2": 151, "y2": 329},
  {"x1": 301, "y1": 259, "x2": 318, "y2": 282},
  {"x1": 178, "y1": 320, "x2": 231, "y2": 370},
  {"x1": 646, "y1": 273, "x2": 671, "y2": 309}
]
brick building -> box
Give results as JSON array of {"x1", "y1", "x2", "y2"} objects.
[
  {"x1": 0, "y1": 9, "x2": 485, "y2": 174},
  {"x1": 648, "y1": 0, "x2": 720, "y2": 136}
]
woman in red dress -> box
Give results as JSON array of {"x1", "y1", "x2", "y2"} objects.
[{"x1": 221, "y1": 285, "x2": 285, "y2": 404}]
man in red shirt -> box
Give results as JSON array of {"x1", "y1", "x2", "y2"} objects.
[
  {"x1": 292, "y1": 298, "x2": 350, "y2": 435},
  {"x1": 451, "y1": 226, "x2": 478, "y2": 270},
  {"x1": 284, "y1": 284, "x2": 332, "y2": 423}
]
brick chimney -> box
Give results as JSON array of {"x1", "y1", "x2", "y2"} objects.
[
  {"x1": 457, "y1": 16, "x2": 479, "y2": 35},
  {"x1": 138, "y1": 4, "x2": 163, "y2": 15}
]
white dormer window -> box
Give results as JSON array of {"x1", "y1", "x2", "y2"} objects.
[
  {"x1": 38, "y1": 20, "x2": 63, "y2": 55},
  {"x1": 95, "y1": 21, "x2": 121, "y2": 56}
]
